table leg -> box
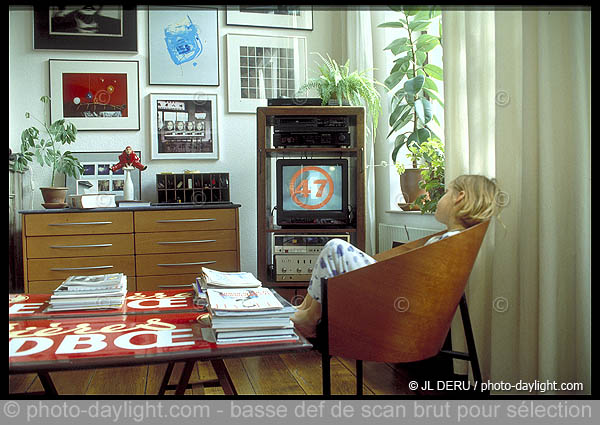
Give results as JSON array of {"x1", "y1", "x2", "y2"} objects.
[
  {"x1": 38, "y1": 372, "x2": 58, "y2": 396},
  {"x1": 158, "y1": 362, "x2": 175, "y2": 395},
  {"x1": 210, "y1": 359, "x2": 237, "y2": 395},
  {"x1": 174, "y1": 360, "x2": 195, "y2": 395}
]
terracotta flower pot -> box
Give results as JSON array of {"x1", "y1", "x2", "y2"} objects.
[
  {"x1": 399, "y1": 168, "x2": 427, "y2": 206},
  {"x1": 40, "y1": 187, "x2": 68, "y2": 209}
]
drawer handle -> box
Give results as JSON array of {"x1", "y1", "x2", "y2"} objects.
[
  {"x1": 49, "y1": 221, "x2": 113, "y2": 226},
  {"x1": 155, "y1": 219, "x2": 216, "y2": 223},
  {"x1": 50, "y1": 243, "x2": 113, "y2": 249},
  {"x1": 156, "y1": 260, "x2": 217, "y2": 267},
  {"x1": 50, "y1": 265, "x2": 114, "y2": 271},
  {"x1": 157, "y1": 240, "x2": 216, "y2": 245}
]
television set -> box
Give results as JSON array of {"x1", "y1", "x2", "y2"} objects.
[{"x1": 276, "y1": 159, "x2": 349, "y2": 226}]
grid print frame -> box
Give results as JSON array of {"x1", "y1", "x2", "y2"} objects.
[
  {"x1": 226, "y1": 34, "x2": 307, "y2": 113},
  {"x1": 239, "y1": 45, "x2": 297, "y2": 100}
]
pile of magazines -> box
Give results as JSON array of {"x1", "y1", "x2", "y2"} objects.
[
  {"x1": 197, "y1": 268, "x2": 298, "y2": 345},
  {"x1": 46, "y1": 273, "x2": 127, "y2": 312}
]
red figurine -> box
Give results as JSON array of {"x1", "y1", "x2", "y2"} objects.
[{"x1": 111, "y1": 146, "x2": 147, "y2": 172}]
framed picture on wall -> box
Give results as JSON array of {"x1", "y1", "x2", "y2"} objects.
[
  {"x1": 33, "y1": 6, "x2": 138, "y2": 52},
  {"x1": 49, "y1": 59, "x2": 140, "y2": 131},
  {"x1": 226, "y1": 6, "x2": 313, "y2": 30},
  {"x1": 65, "y1": 151, "x2": 142, "y2": 201},
  {"x1": 226, "y1": 34, "x2": 307, "y2": 113},
  {"x1": 148, "y1": 6, "x2": 219, "y2": 86},
  {"x1": 150, "y1": 93, "x2": 219, "y2": 160}
]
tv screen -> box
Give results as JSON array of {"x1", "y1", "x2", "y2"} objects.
[{"x1": 276, "y1": 159, "x2": 348, "y2": 226}]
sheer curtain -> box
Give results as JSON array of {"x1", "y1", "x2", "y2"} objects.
[
  {"x1": 345, "y1": 8, "x2": 380, "y2": 255},
  {"x1": 442, "y1": 8, "x2": 590, "y2": 394}
]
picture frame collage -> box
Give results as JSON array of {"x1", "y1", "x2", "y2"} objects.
[{"x1": 32, "y1": 5, "x2": 312, "y2": 198}]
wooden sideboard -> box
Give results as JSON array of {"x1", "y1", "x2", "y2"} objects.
[{"x1": 20, "y1": 204, "x2": 241, "y2": 293}]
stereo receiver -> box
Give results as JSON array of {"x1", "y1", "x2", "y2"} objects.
[
  {"x1": 272, "y1": 234, "x2": 350, "y2": 282},
  {"x1": 272, "y1": 115, "x2": 351, "y2": 147}
]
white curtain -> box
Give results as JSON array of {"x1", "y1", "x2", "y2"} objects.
[
  {"x1": 345, "y1": 8, "x2": 379, "y2": 255},
  {"x1": 442, "y1": 8, "x2": 590, "y2": 394}
]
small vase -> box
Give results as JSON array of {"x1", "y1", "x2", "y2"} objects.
[{"x1": 123, "y1": 166, "x2": 135, "y2": 201}]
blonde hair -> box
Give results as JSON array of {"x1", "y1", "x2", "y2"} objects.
[{"x1": 448, "y1": 175, "x2": 504, "y2": 228}]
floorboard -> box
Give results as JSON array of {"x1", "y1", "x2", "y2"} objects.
[{"x1": 8, "y1": 352, "x2": 442, "y2": 396}]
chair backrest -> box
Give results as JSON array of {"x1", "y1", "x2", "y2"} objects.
[{"x1": 325, "y1": 220, "x2": 490, "y2": 363}]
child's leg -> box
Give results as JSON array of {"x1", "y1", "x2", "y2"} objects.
[{"x1": 291, "y1": 239, "x2": 376, "y2": 337}]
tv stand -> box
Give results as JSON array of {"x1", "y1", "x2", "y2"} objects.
[{"x1": 256, "y1": 106, "x2": 366, "y2": 302}]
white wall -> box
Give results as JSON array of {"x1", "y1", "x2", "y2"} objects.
[{"x1": 9, "y1": 6, "x2": 344, "y2": 275}]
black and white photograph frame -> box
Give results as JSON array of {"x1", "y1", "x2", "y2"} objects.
[
  {"x1": 226, "y1": 34, "x2": 307, "y2": 113},
  {"x1": 33, "y1": 6, "x2": 138, "y2": 52},
  {"x1": 49, "y1": 59, "x2": 140, "y2": 131},
  {"x1": 65, "y1": 151, "x2": 142, "y2": 201},
  {"x1": 148, "y1": 6, "x2": 219, "y2": 86},
  {"x1": 226, "y1": 6, "x2": 313, "y2": 31},
  {"x1": 150, "y1": 93, "x2": 219, "y2": 160}
]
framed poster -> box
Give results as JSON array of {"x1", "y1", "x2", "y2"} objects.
[
  {"x1": 65, "y1": 151, "x2": 142, "y2": 201},
  {"x1": 33, "y1": 6, "x2": 138, "y2": 52},
  {"x1": 148, "y1": 6, "x2": 219, "y2": 86},
  {"x1": 150, "y1": 93, "x2": 218, "y2": 160},
  {"x1": 226, "y1": 6, "x2": 313, "y2": 30},
  {"x1": 49, "y1": 60, "x2": 140, "y2": 131},
  {"x1": 226, "y1": 34, "x2": 307, "y2": 113}
]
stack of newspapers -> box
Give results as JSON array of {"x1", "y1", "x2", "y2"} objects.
[
  {"x1": 46, "y1": 273, "x2": 127, "y2": 312},
  {"x1": 199, "y1": 269, "x2": 298, "y2": 345}
]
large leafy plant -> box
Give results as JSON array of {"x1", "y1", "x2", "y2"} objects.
[
  {"x1": 12, "y1": 96, "x2": 83, "y2": 186},
  {"x1": 379, "y1": 7, "x2": 443, "y2": 167},
  {"x1": 297, "y1": 52, "x2": 383, "y2": 136}
]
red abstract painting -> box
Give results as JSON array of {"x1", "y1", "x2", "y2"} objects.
[{"x1": 62, "y1": 72, "x2": 128, "y2": 118}]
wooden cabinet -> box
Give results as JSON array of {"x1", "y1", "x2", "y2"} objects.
[
  {"x1": 21, "y1": 205, "x2": 241, "y2": 293},
  {"x1": 256, "y1": 106, "x2": 366, "y2": 301}
]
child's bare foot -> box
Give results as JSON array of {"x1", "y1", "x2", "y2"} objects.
[
  {"x1": 295, "y1": 293, "x2": 313, "y2": 311},
  {"x1": 291, "y1": 296, "x2": 321, "y2": 338}
]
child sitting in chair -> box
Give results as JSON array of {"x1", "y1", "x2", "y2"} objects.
[{"x1": 291, "y1": 174, "x2": 504, "y2": 338}]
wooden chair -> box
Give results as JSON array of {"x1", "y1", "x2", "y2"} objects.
[{"x1": 317, "y1": 220, "x2": 490, "y2": 395}]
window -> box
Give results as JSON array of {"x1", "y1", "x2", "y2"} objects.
[{"x1": 379, "y1": 9, "x2": 444, "y2": 210}]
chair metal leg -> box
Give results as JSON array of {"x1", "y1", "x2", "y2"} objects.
[
  {"x1": 458, "y1": 294, "x2": 482, "y2": 385},
  {"x1": 321, "y1": 278, "x2": 331, "y2": 396}
]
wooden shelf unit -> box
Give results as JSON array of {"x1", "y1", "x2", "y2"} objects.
[{"x1": 256, "y1": 106, "x2": 366, "y2": 301}]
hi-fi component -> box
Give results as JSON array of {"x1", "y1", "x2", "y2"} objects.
[{"x1": 272, "y1": 234, "x2": 350, "y2": 282}]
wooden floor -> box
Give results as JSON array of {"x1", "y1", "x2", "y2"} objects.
[{"x1": 9, "y1": 351, "x2": 450, "y2": 396}]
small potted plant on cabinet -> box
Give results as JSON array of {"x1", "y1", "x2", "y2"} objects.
[
  {"x1": 379, "y1": 7, "x2": 443, "y2": 206},
  {"x1": 12, "y1": 96, "x2": 83, "y2": 208}
]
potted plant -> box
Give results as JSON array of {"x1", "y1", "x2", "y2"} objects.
[
  {"x1": 395, "y1": 138, "x2": 445, "y2": 212},
  {"x1": 297, "y1": 52, "x2": 383, "y2": 137},
  {"x1": 378, "y1": 7, "x2": 443, "y2": 204},
  {"x1": 12, "y1": 96, "x2": 83, "y2": 208}
]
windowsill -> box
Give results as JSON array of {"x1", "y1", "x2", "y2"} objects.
[{"x1": 385, "y1": 209, "x2": 434, "y2": 215}]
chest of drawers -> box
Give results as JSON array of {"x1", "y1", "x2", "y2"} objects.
[{"x1": 21, "y1": 205, "x2": 241, "y2": 293}]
